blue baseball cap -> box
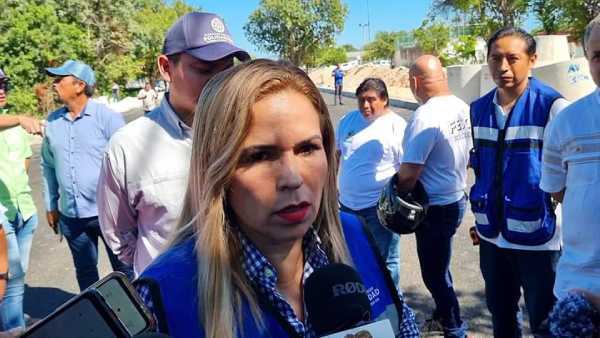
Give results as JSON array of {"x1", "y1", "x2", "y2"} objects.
[
  {"x1": 46, "y1": 60, "x2": 96, "y2": 86},
  {"x1": 0, "y1": 68, "x2": 6, "y2": 81},
  {"x1": 162, "y1": 12, "x2": 250, "y2": 62}
]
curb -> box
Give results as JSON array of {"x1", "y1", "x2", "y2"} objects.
[{"x1": 319, "y1": 87, "x2": 419, "y2": 111}]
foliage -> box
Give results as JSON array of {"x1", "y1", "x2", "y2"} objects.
[
  {"x1": 432, "y1": 0, "x2": 600, "y2": 41},
  {"x1": 439, "y1": 35, "x2": 479, "y2": 65},
  {"x1": 244, "y1": 0, "x2": 348, "y2": 66},
  {"x1": 363, "y1": 31, "x2": 411, "y2": 62},
  {"x1": 4, "y1": 89, "x2": 38, "y2": 116},
  {"x1": 414, "y1": 22, "x2": 451, "y2": 58},
  {"x1": 451, "y1": 35, "x2": 478, "y2": 64},
  {"x1": 0, "y1": 0, "x2": 195, "y2": 115},
  {"x1": 312, "y1": 46, "x2": 348, "y2": 67},
  {"x1": 132, "y1": 0, "x2": 197, "y2": 81},
  {"x1": 532, "y1": 0, "x2": 565, "y2": 34},
  {"x1": 430, "y1": 0, "x2": 529, "y2": 38},
  {"x1": 341, "y1": 44, "x2": 358, "y2": 52},
  {"x1": 557, "y1": 0, "x2": 600, "y2": 38}
]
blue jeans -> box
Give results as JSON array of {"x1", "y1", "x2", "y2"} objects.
[
  {"x1": 415, "y1": 197, "x2": 467, "y2": 338},
  {"x1": 340, "y1": 204, "x2": 401, "y2": 290},
  {"x1": 0, "y1": 212, "x2": 37, "y2": 330},
  {"x1": 479, "y1": 239, "x2": 559, "y2": 338},
  {"x1": 59, "y1": 215, "x2": 133, "y2": 291}
]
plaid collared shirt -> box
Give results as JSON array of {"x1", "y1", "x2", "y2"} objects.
[{"x1": 238, "y1": 227, "x2": 329, "y2": 337}]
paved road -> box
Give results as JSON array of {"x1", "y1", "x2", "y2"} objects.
[
  {"x1": 325, "y1": 94, "x2": 497, "y2": 337},
  {"x1": 23, "y1": 93, "x2": 531, "y2": 337}
]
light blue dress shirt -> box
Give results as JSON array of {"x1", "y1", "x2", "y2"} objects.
[{"x1": 41, "y1": 99, "x2": 125, "y2": 218}]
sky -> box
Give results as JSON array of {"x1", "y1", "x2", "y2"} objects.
[{"x1": 191, "y1": 0, "x2": 432, "y2": 57}]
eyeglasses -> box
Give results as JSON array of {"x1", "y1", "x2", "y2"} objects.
[{"x1": 0, "y1": 81, "x2": 9, "y2": 92}]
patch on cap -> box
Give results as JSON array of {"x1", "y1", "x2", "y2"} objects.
[
  {"x1": 204, "y1": 17, "x2": 233, "y2": 44},
  {"x1": 211, "y1": 17, "x2": 225, "y2": 33}
]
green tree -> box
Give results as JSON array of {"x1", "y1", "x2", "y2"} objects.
[
  {"x1": 132, "y1": 0, "x2": 197, "y2": 82},
  {"x1": 0, "y1": 1, "x2": 92, "y2": 114},
  {"x1": 363, "y1": 31, "x2": 410, "y2": 62},
  {"x1": 0, "y1": 0, "x2": 193, "y2": 115},
  {"x1": 341, "y1": 44, "x2": 358, "y2": 52},
  {"x1": 532, "y1": 0, "x2": 565, "y2": 34},
  {"x1": 560, "y1": 0, "x2": 600, "y2": 38},
  {"x1": 312, "y1": 46, "x2": 347, "y2": 67},
  {"x1": 244, "y1": 0, "x2": 348, "y2": 65},
  {"x1": 414, "y1": 23, "x2": 451, "y2": 57},
  {"x1": 456, "y1": 35, "x2": 477, "y2": 61},
  {"x1": 431, "y1": 0, "x2": 529, "y2": 37}
]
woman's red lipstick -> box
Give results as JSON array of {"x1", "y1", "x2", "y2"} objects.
[{"x1": 276, "y1": 202, "x2": 310, "y2": 223}]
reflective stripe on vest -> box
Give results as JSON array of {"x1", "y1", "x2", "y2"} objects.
[{"x1": 469, "y1": 77, "x2": 561, "y2": 246}]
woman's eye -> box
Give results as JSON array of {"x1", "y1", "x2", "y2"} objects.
[
  {"x1": 297, "y1": 143, "x2": 321, "y2": 155},
  {"x1": 239, "y1": 150, "x2": 276, "y2": 166}
]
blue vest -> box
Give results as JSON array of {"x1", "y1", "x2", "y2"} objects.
[
  {"x1": 139, "y1": 212, "x2": 404, "y2": 338},
  {"x1": 469, "y1": 78, "x2": 561, "y2": 245}
]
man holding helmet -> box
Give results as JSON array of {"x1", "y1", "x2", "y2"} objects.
[{"x1": 384, "y1": 55, "x2": 471, "y2": 337}]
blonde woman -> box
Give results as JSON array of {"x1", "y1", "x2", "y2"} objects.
[{"x1": 136, "y1": 59, "x2": 419, "y2": 338}]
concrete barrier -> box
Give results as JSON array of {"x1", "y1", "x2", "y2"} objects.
[
  {"x1": 447, "y1": 64, "x2": 482, "y2": 105},
  {"x1": 535, "y1": 35, "x2": 571, "y2": 67},
  {"x1": 532, "y1": 57, "x2": 596, "y2": 101},
  {"x1": 479, "y1": 65, "x2": 496, "y2": 96}
]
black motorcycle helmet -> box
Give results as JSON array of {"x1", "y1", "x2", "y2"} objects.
[{"x1": 377, "y1": 174, "x2": 429, "y2": 234}]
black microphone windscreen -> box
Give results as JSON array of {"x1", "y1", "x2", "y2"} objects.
[{"x1": 304, "y1": 263, "x2": 372, "y2": 335}]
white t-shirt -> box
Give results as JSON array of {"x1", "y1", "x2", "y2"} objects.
[
  {"x1": 402, "y1": 95, "x2": 471, "y2": 206},
  {"x1": 336, "y1": 110, "x2": 406, "y2": 210},
  {"x1": 540, "y1": 88, "x2": 600, "y2": 298},
  {"x1": 478, "y1": 94, "x2": 570, "y2": 251},
  {"x1": 138, "y1": 89, "x2": 158, "y2": 112}
]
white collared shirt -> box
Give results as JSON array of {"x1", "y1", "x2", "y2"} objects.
[
  {"x1": 541, "y1": 88, "x2": 600, "y2": 297},
  {"x1": 97, "y1": 96, "x2": 192, "y2": 276}
]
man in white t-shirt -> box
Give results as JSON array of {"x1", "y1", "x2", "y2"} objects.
[
  {"x1": 137, "y1": 82, "x2": 159, "y2": 114},
  {"x1": 540, "y1": 16, "x2": 600, "y2": 301},
  {"x1": 336, "y1": 78, "x2": 406, "y2": 288},
  {"x1": 394, "y1": 55, "x2": 471, "y2": 337}
]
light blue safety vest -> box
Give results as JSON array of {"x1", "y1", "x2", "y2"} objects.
[
  {"x1": 139, "y1": 212, "x2": 404, "y2": 338},
  {"x1": 469, "y1": 78, "x2": 562, "y2": 246}
]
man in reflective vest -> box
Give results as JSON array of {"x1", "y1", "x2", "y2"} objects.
[{"x1": 469, "y1": 27, "x2": 570, "y2": 337}]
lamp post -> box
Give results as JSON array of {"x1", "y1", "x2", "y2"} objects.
[
  {"x1": 366, "y1": 0, "x2": 370, "y2": 42},
  {"x1": 359, "y1": 23, "x2": 370, "y2": 47}
]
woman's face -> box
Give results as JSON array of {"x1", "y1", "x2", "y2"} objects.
[{"x1": 228, "y1": 89, "x2": 328, "y2": 249}]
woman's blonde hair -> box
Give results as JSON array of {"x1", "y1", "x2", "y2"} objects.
[{"x1": 170, "y1": 59, "x2": 351, "y2": 338}]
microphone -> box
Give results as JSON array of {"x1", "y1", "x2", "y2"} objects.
[{"x1": 304, "y1": 263, "x2": 372, "y2": 336}]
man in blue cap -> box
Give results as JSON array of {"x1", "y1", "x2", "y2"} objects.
[
  {"x1": 0, "y1": 69, "x2": 43, "y2": 134},
  {"x1": 98, "y1": 12, "x2": 250, "y2": 276},
  {"x1": 40, "y1": 60, "x2": 133, "y2": 290}
]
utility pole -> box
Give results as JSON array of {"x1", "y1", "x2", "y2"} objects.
[
  {"x1": 359, "y1": 23, "x2": 368, "y2": 47},
  {"x1": 366, "y1": 0, "x2": 371, "y2": 42}
]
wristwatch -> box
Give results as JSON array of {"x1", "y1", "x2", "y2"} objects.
[{"x1": 0, "y1": 270, "x2": 8, "y2": 281}]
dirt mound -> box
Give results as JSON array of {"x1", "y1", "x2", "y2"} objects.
[{"x1": 309, "y1": 64, "x2": 416, "y2": 102}]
